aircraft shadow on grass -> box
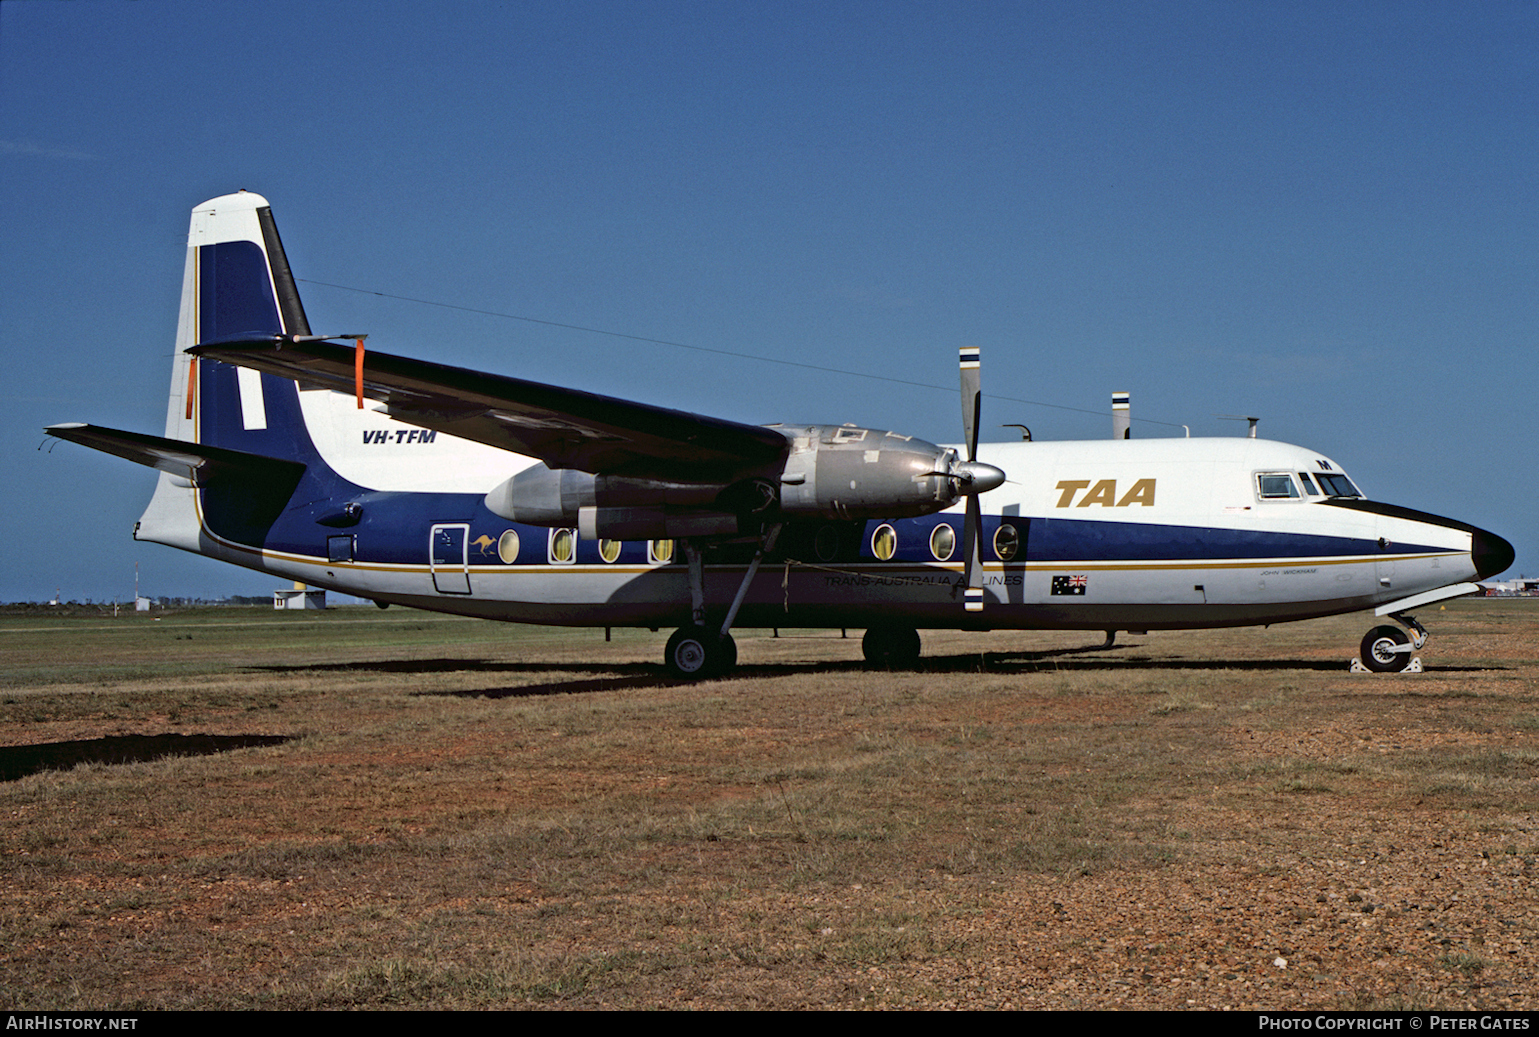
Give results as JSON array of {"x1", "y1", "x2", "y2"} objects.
[
  {"x1": 0, "y1": 733, "x2": 295, "y2": 782},
  {"x1": 249, "y1": 648, "x2": 1502, "y2": 701}
]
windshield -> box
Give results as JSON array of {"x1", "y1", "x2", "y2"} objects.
[{"x1": 1315, "y1": 472, "x2": 1361, "y2": 498}]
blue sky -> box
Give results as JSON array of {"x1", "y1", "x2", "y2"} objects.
[{"x1": 2, "y1": 0, "x2": 1533, "y2": 602}]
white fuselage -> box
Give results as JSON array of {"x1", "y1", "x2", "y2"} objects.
[{"x1": 136, "y1": 389, "x2": 1484, "y2": 631}]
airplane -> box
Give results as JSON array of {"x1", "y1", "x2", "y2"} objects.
[{"x1": 47, "y1": 192, "x2": 1514, "y2": 678}]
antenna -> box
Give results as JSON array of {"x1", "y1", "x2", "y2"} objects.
[{"x1": 1217, "y1": 414, "x2": 1259, "y2": 438}]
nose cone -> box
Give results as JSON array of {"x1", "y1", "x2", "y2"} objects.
[
  {"x1": 953, "y1": 461, "x2": 1006, "y2": 495},
  {"x1": 1472, "y1": 526, "x2": 1515, "y2": 580}
]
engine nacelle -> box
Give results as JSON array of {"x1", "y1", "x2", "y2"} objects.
[
  {"x1": 484, "y1": 465, "x2": 746, "y2": 539},
  {"x1": 773, "y1": 424, "x2": 971, "y2": 520},
  {"x1": 484, "y1": 424, "x2": 1004, "y2": 537}
]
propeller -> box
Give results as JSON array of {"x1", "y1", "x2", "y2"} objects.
[{"x1": 955, "y1": 346, "x2": 1005, "y2": 612}]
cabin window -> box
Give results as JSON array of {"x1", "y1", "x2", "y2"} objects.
[
  {"x1": 648, "y1": 539, "x2": 674, "y2": 564},
  {"x1": 599, "y1": 539, "x2": 622, "y2": 563},
  {"x1": 871, "y1": 524, "x2": 897, "y2": 561},
  {"x1": 1315, "y1": 473, "x2": 1362, "y2": 498},
  {"x1": 497, "y1": 530, "x2": 520, "y2": 564},
  {"x1": 1256, "y1": 473, "x2": 1300, "y2": 499},
  {"x1": 549, "y1": 528, "x2": 576, "y2": 564},
  {"x1": 994, "y1": 523, "x2": 1020, "y2": 561},
  {"x1": 929, "y1": 523, "x2": 956, "y2": 562},
  {"x1": 814, "y1": 525, "x2": 842, "y2": 562}
]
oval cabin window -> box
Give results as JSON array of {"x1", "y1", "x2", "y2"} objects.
[
  {"x1": 994, "y1": 523, "x2": 1019, "y2": 561},
  {"x1": 549, "y1": 528, "x2": 576, "y2": 564}
]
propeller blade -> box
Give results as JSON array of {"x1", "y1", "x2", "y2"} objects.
[
  {"x1": 963, "y1": 493, "x2": 984, "y2": 612},
  {"x1": 959, "y1": 346, "x2": 980, "y2": 461},
  {"x1": 958, "y1": 346, "x2": 985, "y2": 612}
]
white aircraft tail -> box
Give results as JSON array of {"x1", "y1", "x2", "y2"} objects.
[
  {"x1": 129, "y1": 191, "x2": 329, "y2": 553},
  {"x1": 162, "y1": 190, "x2": 311, "y2": 444}
]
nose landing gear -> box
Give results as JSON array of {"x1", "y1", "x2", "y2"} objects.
[{"x1": 1352, "y1": 613, "x2": 1429, "y2": 673}]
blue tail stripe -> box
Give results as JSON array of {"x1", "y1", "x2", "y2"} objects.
[
  {"x1": 199, "y1": 241, "x2": 282, "y2": 340},
  {"x1": 193, "y1": 240, "x2": 362, "y2": 547}
]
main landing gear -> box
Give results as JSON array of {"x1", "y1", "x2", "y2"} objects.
[
  {"x1": 664, "y1": 626, "x2": 738, "y2": 679},
  {"x1": 1354, "y1": 613, "x2": 1429, "y2": 673},
  {"x1": 662, "y1": 526, "x2": 779, "y2": 680}
]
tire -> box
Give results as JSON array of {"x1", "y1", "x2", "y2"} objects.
[
  {"x1": 1360, "y1": 625, "x2": 1412, "y2": 673},
  {"x1": 664, "y1": 626, "x2": 736, "y2": 679},
  {"x1": 862, "y1": 625, "x2": 922, "y2": 667}
]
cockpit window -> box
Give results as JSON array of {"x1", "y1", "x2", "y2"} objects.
[
  {"x1": 1297, "y1": 472, "x2": 1319, "y2": 495},
  {"x1": 1256, "y1": 473, "x2": 1300, "y2": 499},
  {"x1": 1315, "y1": 473, "x2": 1361, "y2": 498}
]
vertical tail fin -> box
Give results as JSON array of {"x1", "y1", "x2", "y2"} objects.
[
  {"x1": 139, "y1": 193, "x2": 328, "y2": 552},
  {"x1": 165, "y1": 192, "x2": 319, "y2": 463}
]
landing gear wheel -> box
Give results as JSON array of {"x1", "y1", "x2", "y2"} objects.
[
  {"x1": 664, "y1": 626, "x2": 737, "y2": 679},
  {"x1": 862, "y1": 625, "x2": 922, "y2": 667},
  {"x1": 1360, "y1": 625, "x2": 1412, "y2": 673}
]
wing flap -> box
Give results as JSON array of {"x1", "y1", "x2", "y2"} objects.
[{"x1": 190, "y1": 335, "x2": 790, "y2": 478}]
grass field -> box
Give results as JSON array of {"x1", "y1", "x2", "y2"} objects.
[{"x1": 2, "y1": 600, "x2": 1536, "y2": 1009}]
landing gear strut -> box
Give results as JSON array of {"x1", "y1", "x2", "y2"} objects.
[{"x1": 662, "y1": 525, "x2": 780, "y2": 680}]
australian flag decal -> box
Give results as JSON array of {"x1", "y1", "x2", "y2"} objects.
[{"x1": 1051, "y1": 575, "x2": 1088, "y2": 596}]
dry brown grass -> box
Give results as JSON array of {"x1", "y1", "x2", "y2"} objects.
[{"x1": 1, "y1": 600, "x2": 1536, "y2": 1009}]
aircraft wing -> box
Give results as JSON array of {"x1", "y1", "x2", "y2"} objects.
[{"x1": 190, "y1": 335, "x2": 790, "y2": 479}]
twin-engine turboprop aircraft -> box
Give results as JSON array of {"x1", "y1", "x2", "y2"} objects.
[{"x1": 48, "y1": 192, "x2": 1514, "y2": 677}]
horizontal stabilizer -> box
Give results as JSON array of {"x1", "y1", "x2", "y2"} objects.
[
  {"x1": 189, "y1": 334, "x2": 790, "y2": 479},
  {"x1": 45, "y1": 423, "x2": 305, "y2": 488}
]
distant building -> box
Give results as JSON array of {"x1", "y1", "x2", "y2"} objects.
[
  {"x1": 273, "y1": 587, "x2": 326, "y2": 609},
  {"x1": 1478, "y1": 578, "x2": 1538, "y2": 596}
]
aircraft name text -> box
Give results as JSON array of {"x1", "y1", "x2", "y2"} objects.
[{"x1": 1054, "y1": 479, "x2": 1156, "y2": 508}]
